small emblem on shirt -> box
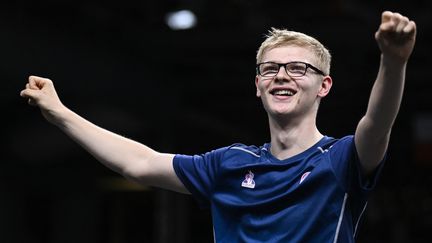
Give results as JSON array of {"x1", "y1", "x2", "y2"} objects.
[
  {"x1": 241, "y1": 170, "x2": 255, "y2": 189},
  {"x1": 299, "y1": 171, "x2": 311, "y2": 184}
]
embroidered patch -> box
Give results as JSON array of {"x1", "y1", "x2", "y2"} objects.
[
  {"x1": 241, "y1": 170, "x2": 255, "y2": 189},
  {"x1": 299, "y1": 171, "x2": 311, "y2": 184}
]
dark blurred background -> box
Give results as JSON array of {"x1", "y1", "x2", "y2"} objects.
[{"x1": 1, "y1": 0, "x2": 431, "y2": 242}]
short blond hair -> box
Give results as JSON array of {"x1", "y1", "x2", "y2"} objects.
[{"x1": 256, "y1": 28, "x2": 331, "y2": 75}]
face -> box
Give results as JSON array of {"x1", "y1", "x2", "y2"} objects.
[{"x1": 255, "y1": 45, "x2": 332, "y2": 120}]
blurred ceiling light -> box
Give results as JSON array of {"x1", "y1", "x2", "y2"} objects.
[{"x1": 165, "y1": 9, "x2": 197, "y2": 30}]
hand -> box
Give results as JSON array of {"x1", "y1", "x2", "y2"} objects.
[
  {"x1": 20, "y1": 75, "x2": 65, "y2": 124},
  {"x1": 375, "y1": 11, "x2": 417, "y2": 62}
]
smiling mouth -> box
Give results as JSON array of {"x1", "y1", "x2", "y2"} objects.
[{"x1": 270, "y1": 89, "x2": 296, "y2": 96}]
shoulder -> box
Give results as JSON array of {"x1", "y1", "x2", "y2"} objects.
[
  {"x1": 321, "y1": 135, "x2": 358, "y2": 165},
  {"x1": 224, "y1": 143, "x2": 267, "y2": 158},
  {"x1": 320, "y1": 135, "x2": 354, "y2": 150},
  {"x1": 175, "y1": 143, "x2": 265, "y2": 162}
]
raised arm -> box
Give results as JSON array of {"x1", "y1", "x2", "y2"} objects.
[
  {"x1": 355, "y1": 11, "x2": 417, "y2": 175},
  {"x1": 20, "y1": 76, "x2": 188, "y2": 194}
]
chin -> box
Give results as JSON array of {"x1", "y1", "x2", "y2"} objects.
[
  {"x1": 269, "y1": 109, "x2": 293, "y2": 118},
  {"x1": 271, "y1": 105, "x2": 294, "y2": 115}
]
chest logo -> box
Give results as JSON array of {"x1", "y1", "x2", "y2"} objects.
[
  {"x1": 241, "y1": 170, "x2": 255, "y2": 189},
  {"x1": 299, "y1": 171, "x2": 311, "y2": 184}
]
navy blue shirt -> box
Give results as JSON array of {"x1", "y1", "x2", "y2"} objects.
[{"x1": 173, "y1": 136, "x2": 384, "y2": 242}]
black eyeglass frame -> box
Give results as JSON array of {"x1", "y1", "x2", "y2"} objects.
[{"x1": 256, "y1": 61, "x2": 326, "y2": 77}]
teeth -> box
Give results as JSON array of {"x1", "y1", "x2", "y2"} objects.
[{"x1": 273, "y1": 90, "x2": 294, "y2": 96}]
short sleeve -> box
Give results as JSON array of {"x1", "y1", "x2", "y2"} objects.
[
  {"x1": 173, "y1": 147, "x2": 228, "y2": 208},
  {"x1": 328, "y1": 135, "x2": 385, "y2": 193}
]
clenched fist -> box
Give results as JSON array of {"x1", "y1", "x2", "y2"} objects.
[
  {"x1": 20, "y1": 76, "x2": 66, "y2": 124},
  {"x1": 375, "y1": 11, "x2": 416, "y2": 62}
]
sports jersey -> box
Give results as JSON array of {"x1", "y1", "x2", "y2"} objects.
[{"x1": 173, "y1": 135, "x2": 384, "y2": 243}]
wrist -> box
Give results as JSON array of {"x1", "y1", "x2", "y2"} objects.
[
  {"x1": 380, "y1": 54, "x2": 408, "y2": 68},
  {"x1": 45, "y1": 104, "x2": 71, "y2": 127}
]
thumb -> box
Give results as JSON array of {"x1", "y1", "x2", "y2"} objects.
[
  {"x1": 381, "y1": 11, "x2": 393, "y2": 24},
  {"x1": 20, "y1": 88, "x2": 41, "y2": 107},
  {"x1": 20, "y1": 88, "x2": 40, "y2": 100},
  {"x1": 28, "y1": 75, "x2": 53, "y2": 90},
  {"x1": 375, "y1": 12, "x2": 396, "y2": 41}
]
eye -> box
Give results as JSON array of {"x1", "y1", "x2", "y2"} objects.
[
  {"x1": 260, "y1": 63, "x2": 279, "y2": 76},
  {"x1": 287, "y1": 63, "x2": 306, "y2": 75}
]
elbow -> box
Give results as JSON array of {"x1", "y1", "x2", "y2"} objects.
[
  {"x1": 120, "y1": 155, "x2": 155, "y2": 186},
  {"x1": 358, "y1": 115, "x2": 393, "y2": 142}
]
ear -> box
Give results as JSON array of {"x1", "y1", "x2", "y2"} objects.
[
  {"x1": 255, "y1": 76, "x2": 261, "y2": 97},
  {"x1": 317, "y1": 75, "x2": 332, "y2": 98}
]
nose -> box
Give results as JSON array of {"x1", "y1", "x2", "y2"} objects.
[{"x1": 275, "y1": 65, "x2": 292, "y2": 81}]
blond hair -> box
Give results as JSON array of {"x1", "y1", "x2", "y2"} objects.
[{"x1": 256, "y1": 28, "x2": 331, "y2": 75}]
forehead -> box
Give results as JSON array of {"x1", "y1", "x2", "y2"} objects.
[{"x1": 262, "y1": 45, "x2": 317, "y2": 64}]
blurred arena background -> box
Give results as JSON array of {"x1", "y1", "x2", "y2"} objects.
[{"x1": 1, "y1": 0, "x2": 431, "y2": 242}]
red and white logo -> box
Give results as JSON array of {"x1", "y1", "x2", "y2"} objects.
[
  {"x1": 299, "y1": 171, "x2": 311, "y2": 184},
  {"x1": 241, "y1": 170, "x2": 256, "y2": 189}
]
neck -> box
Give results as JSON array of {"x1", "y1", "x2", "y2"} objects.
[{"x1": 268, "y1": 114, "x2": 323, "y2": 160}]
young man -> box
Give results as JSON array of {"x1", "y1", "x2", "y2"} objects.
[{"x1": 21, "y1": 11, "x2": 416, "y2": 242}]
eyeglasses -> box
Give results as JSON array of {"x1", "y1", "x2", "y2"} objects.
[{"x1": 256, "y1": 61, "x2": 325, "y2": 77}]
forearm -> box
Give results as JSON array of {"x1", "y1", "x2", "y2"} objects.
[
  {"x1": 354, "y1": 56, "x2": 407, "y2": 174},
  {"x1": 21, "y1": 76, "x2": 185, "y2": 192},
  {"x1": 53, "y1": 107, "x2": 158, "y2": 177},
  {"x1": 354, "y1": 11, "x2": 416, "y2": 174},
  {"x1": 363, "y1": 55, "x2": 407, "y2": 136}
]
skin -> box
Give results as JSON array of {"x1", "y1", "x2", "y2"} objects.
[
  {"x1": 21, "y1": 77, "x2": 187, "y2": 193},
  {"x1": 355, "y1": 11, "x2": 416, "y2": 175},
  {"x1": 255, "y1": 46, "x2": 332, "y2": 160},
  {"x1": 20, "y1": 11, "x2": 416, "y2": 192}
]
